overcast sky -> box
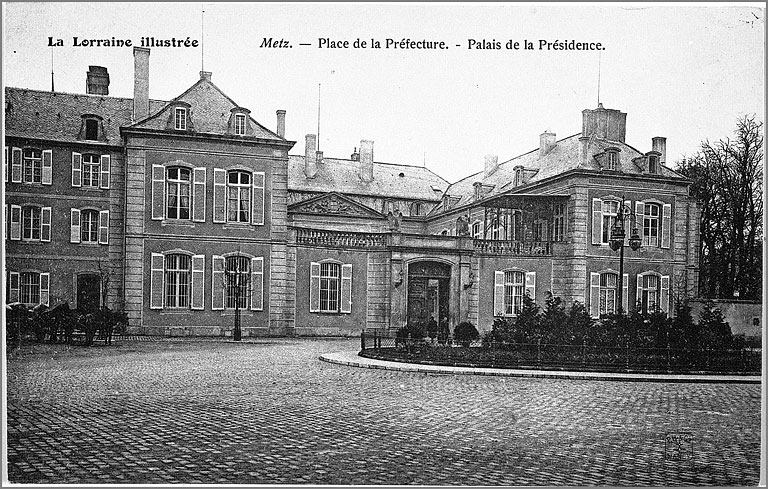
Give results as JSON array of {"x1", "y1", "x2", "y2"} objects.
[{"x1": 3, "y1": 3, "x2": 764, "y2": 183}]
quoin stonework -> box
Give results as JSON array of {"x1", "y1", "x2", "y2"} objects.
[{"x1": 5, "y1": 47, "x2": 700, "y2": 336}]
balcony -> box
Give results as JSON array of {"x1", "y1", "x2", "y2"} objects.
[
  {"x1": 473, "y1": 239, "x2": 552, "y2": 255},
  {"x1": 295, "y1": 228, "x2": 387, "y2": 249}
]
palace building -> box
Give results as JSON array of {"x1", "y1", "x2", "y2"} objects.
[{"x1": 4, "y1": 48, "x2": 700, "y2": 336}]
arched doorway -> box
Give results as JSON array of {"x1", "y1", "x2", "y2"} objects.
[{"x1": 407, "y1": 261, "x2": 451, "y2": 334}]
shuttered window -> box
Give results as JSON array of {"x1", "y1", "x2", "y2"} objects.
[
  {"x1": 310, "y1": 261, "x2": 352, "y2": 314},
  {"x1": 225, "y1": 255, "x2": 251, "y2": 309},
  {"x1": 164, "y1": 254, "x2": 191, "y2": 309},
  {"x1": 23, "y1": 149, "x2": 42, "y2": 183},
  {"x1": 166, "y1": 167, "x2": 192, "y2": 220},
  {"x1": 81, "y1": 209, "x2": 99, "y2": 243},
  {"x1": 83, "y1": 155, "x2": 101, "y2": 187},
  {"x1": 493, "y1": 270, "x2": 536, "y2": 317},
  {"x1": 643, "y1": 203, "x2": 660, "y2": 247}
]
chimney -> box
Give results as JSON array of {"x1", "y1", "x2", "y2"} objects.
[
  {"x1": 652, "y1": 137, "x2": 667, "y2": 165},
  {"x1": 539, "y1": 131, "x2": 556, "y2": 156},
  {"x1": 473, "y1": 182, "x2": 483, "y2": 201},
  {"x1": 582, "y1": 104, "x2": 627, "y2": 142},
  {"x1": 304, "y1": 134, "x2": 318, "y2": 178},
  {"x1": 350, "y1": 147, "x2": 360, "y2": 161},
  {"x1": 133, "y1": 47, "x2": 150, "y2": 121},
  {"x1": 199, "y1": 71, "x2": 212, "y2": 82},
  {"x1": 276, "y1": 110, "x2": 286, "y2": 138},
  {"x1": 579, "y1": 136, "x2": 591, "y2": 165},
  {"x1": 86, "y1": 66, "x2": 110, "y2": 95},
  {"x1": 360, "y1": 139, "x2": 374, "y2": 183},
  {"x1": 316, "y1": 150, "x2": 323, "y2": 166},
  {"x1": 484, "y1": 154, "x2": 499, "y2": 178}
]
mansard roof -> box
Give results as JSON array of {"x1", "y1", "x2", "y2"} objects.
[
  {"x1": 127, "y1": 77, "x2": 285, "y2": 142},
  {"x1": 288, "y1": 155, "x2": 449, "y2": 202},
  {"x1": 4, "y1": 87, "x2": 166, "y2": 146},
  {"x1": 438, "y1": 133, "x2": 687, "y2": 212}
]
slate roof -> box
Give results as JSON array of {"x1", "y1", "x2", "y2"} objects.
[
  {"x1": 288, "y1": 155, "x2": 449, "y2": 202},
  {"x1": 128, "y1": 78, "x2": 284, "y2": 141},
  {"x1": 4, "y1": 87, "x2": 166, "y2": 146},
  {"x1": 440, "y1": 133, "x2": 687, "y2": 210}
]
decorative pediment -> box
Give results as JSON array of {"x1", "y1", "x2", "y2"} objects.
[{"x1": 289, "y1": 192, "x2": 385, "y2": 219}]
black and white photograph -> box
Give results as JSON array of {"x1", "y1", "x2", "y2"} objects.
[{"x1": 2, "y1": 2, "x2": 765, "y2": 486}]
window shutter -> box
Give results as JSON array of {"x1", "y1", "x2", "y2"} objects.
[
  {"x1": 41, "y1": 207, "x2": 51, "y2": 242},
  {"x1": 636, "y1": 274, "x2": 644, "y2": 312},
  {"x1": 100, "y1": 155, "x2": 111, "y2": 189},
  {"x1": 589, "y1": 272, "x2": 600, "y2": 317},
  {"x1": 341, "y1": 263, "x2": 352, "y2": 313},
  {"x1": 250, "y1": 257, "x2": 263, "y2": 311},
  {"x1": 4, "y1": 205, "x2": 7, "y2": 240},
  {"x1": 70, "y1": 209, "x2": 81, "y2": 243},
  {"x1": 635, "y1": 201, "x2": 644, "y2": 242},
  {"x1": 42, "y1": 150, "x2": 53, "y2": 185},
  {"x1": 11, "y1": 148, "x2": 22, "y2": 183},
  {"x1": 660, "y1": 275, "x2": 670, "y2": 313},
  {"x1": 150, "y1": 253, "x2": 164, "y2": 309},
  {"x1": 622, "y1": 273, "x2": 629, "y2": 313},
  {"x1": 591, "y1": 198, "x2": 603, "y2": 245},
  {"x1": 191, "y1": 254, "x2": 205, "y2": 310},
  {"x1": 525, "y1": 271, "x2": 536, "y2": 300},
  {"x1": 661, "y1": 203, "x2": 672, "y2": 249},
  {"x1": 71, "y1": 152, "x2": 82, "y2": 187},
  {"x1": 309, "y1": 262, "x2": 320, "y2": 313},
  {"x1": 213, "y1": 169, "x2": 226, "y2": 223},
  {"x1": 4, "y1": 146, "x2": 8, "y2": 182},
  {"x1": 252, "y1": 171, "x2": 265, "y2": 225},
  {"x1": 493, "y1": 271, "x2": 505, "y2": 316},
  {"x1": 10, "y1": 205, "x2": 21, "y2": 241},
  {"x1": 40, "y1": 272, "x2": 50, "y2": 306},
  {"x1": 151, "y1": 165, "x2": 165, "y2": 220},
  {"x1": 211, "y1": 255, "x2": 225, "y2": 310},
  {"x1": 98, "y1": 210, "x2": 109, "y2": 244},
  {"x1": 192, "y1": 167, "x2": 206, "y2": 222},
  {"x1": 9, "y1": 272, "x2": 20, "y2": 303}
]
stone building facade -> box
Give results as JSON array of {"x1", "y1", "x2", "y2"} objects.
[{"x1": 4, "y1": 48, "x2": 700, "y2": 336}]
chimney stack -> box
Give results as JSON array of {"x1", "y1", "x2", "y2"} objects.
[
  {"x1": 133, "y1": 47, "x2": 150, "y2": 121},
  {"x1": 199, "y1": 71, "x2": 212, "y2": 82},
  {"x1": 484, "y1": 154, "x2": 499, "y2": 178},
  {"x1": 86, "y1": 66, "x2": 110, "y2": 95},
  {"x1": 350, "y1": 147, "x2": 360, "y2": 161},
  {"x1": 360, "y1": 140, "x2": 374, "y2": 183},
  {"x1": 539, "y1": 131, "x2": 556, "y2": 156},
  {"x1": 304, "y1": 134, "x2": 318, "y2": 178},
  {"x1": 652, "y1": 137, "x2": 667, "y2": 165},
  {"x1": 582, "y1": 104, "x2": 627, "y2": 142},
  {"x1": 276, "y1": 110, "x2": 286, "y2": 138}
]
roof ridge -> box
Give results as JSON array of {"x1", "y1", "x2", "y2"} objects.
[{"x1": 5, "y1": 86, "x2": 166, "y2": 104}]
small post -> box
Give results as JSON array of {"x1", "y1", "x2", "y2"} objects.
[
  {"x1": 537, "y1": 338, "x2": 542, "y2": 368},
  {"x1": 667, "y1": 343, "x2": 671, "y2": 371},
  {"x1": 373, "y1": 330, "x2": 378, "y2": 351},
  {"x1": 582, "y1": 339, "x2": 587, "y2": 368},
  {"x1": 361, "y1": 331, "x2": 365, "y2": 350},
  {"x1": 626, "y1": 339, "x2": 630, "y2": 371}
]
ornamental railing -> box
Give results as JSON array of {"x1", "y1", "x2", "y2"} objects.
[
  {"x1": 473, "y1": 239, "x2": 551, "y2": 255},
  {"x1": 295, "y1": 228, "x2": 388, "y2": 249}
]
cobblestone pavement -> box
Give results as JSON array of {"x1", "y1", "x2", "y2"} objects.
[{"x1": 5, "y1": 338, "x2": 762, "y2": 485}]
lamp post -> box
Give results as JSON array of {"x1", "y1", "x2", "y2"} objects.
[
  {"x1": 225, "y1": 252, "x2": 247, "y2": 342},
  {"x1": 608, "y1": 196, "x2": 642, "y2": 314}
]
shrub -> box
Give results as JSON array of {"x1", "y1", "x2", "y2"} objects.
[
  {"x1": 541, "y1": 293, "x2": 567, "y2": 343},
  {"x1": 515, "y1": 294, "x2": 541, "y2": 341},
  {"x1": 698, "y1": 301, "x2": 732, "y2": 349},
  {"x1": 454, "y1": 321, "x2": 479, "y2": 347}
]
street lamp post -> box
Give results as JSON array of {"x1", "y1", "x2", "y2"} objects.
[{"x1": 608, "y1": 196, "x2": 642, "y2": 314}]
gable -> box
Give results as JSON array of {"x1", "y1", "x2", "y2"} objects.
[{"x1": 289, "y1": 192, "x2": 385, "y2": 219}]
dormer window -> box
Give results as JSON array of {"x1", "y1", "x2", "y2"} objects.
[
  {"x1": 648, "y1": 155, "x2": 659, "y2": 174},
  {"x1": 85, "y1": 119, "x2": 98, "y2": 140},
  {"x1": 513, "y1": 167, "x2": 523, "y2": 187},
  {"x1": 174, "y1": 108, "x2": 187, "y2": 131},
  {"x1": 79, "y1": 114, "x2": 104, "y2": 141},
  {"x1": 235, "y1": 114, "x2": 246, "y2": 135},
  {"x1": 604, "y1": 147, "x2": 621, "y2": 171}
]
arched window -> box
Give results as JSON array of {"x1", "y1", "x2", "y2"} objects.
[
  {"x1": 640, "y1": 274, "x2": 660, "y2": 314},
  {"x1": 599, "y1": 272, "x2": 618, "y2": 315},
  {"x1": 503, "y1": 270, "x2": 525, "y2": 316},
  {"x1": 164, "y1": 254, "x2": 191, "y2": 308},
  {"x1": 319, "y1": 262, "x2": 341, "y2": 313},
  {"x1": 601, "y1": 200, "x2": 619, "y2": 244},
  {"x1": 23, "y1": 149, "x2": 41, "y2": 183},
  {"x1": 174, "y1": 107, "x2": 187, "y2": 131},
  {"x1": 225, "y1": 255, "x2": 250, "y2": 309},
  {"x1": 80, "y1": 209, "x2": 99, "y2": 243},
  {"x1": 166, "y1": 167, "x2": 191, "y2": 220},
  {"x1": 82, "y1": 154, "x2": 101, "y2": 187},
  {"x1": 227, "y1": 170, "x2": 251, "y2": 223},
  {"x1": 643, "y1": 203, "x2": 660, "y2": 247}
]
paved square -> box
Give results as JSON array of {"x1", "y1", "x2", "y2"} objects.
[{"x1": 5, "y1": 338, "x2": 762, "y2": 485}]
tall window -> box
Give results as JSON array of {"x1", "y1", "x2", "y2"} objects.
[
  {"x1": 553, "y1": 202, "x2": 565, "y2": 242},
  {"x1": 164, "y1": 254, "x2": 191, "y2": 308},
  {"x1": 21, "y1": 272, "x2": 40, "y2": 305},
  {"x1": 22, "y1": 206, "x2": 41, "y2": 241},
  {"x1": 503, "y1": 271, "x2": 525, "y2": 316},
  {"x1": 81, "y1": 210, "x2": 99, "y2": 243},
  {"x1": 83, "y1": 154, "x2": 101, "y2": 187},
  {"x1": 167, "y1": 167, "x2": 191, "y2": 220},
  {"x1": 235, "y1": 114, "x2": 246, "y2": 135},
  {"x1": 643, "y1": 203, "x2": 660, "y2": 247},
  {"x1": 319, "y1": 262, "x2": 341, "y2": 313},
  {"x1": 606, "y1": 151, "x2": 618, "y2": 170},
  {"x1": 410, "y1": 202, "x2": 422, "y2": 217},
  {"x1": 174, "y1": 108, "x2": 187, "y2": 131},
  {"x1": 599, "y1": 272, "x2": 618, "y2": 315},
  {"x1": 227, "y1": 170, "x2": 251, "y2": 223},
  {"x1": 472, "y1": 221, "x2": 482, "y2": 239},
  {"x1": 23, "y1": 149, "x2": 42, "y2": 183},
  {"x1": 601, "y1": 200, "x2": 619, "y2": 244},
  {"x1": 641, "y1": 274, "x2": 660, "y2": 314},
  {"x1": 225, "y1": 256, "x2": 250, "y2": 309}
]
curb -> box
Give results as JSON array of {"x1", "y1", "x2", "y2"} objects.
[{"x1": 319, "y1": 352, "x2": 762, "y2": 384}]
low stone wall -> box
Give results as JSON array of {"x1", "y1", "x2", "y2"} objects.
[{"x1": 689, "y1": 299, "x2": 762, "y2": 339}]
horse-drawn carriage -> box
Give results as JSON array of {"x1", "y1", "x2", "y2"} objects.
[{"x1": 6, "y1": 302, "x2": 127, "y2": 346}]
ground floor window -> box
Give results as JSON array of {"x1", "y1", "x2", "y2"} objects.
[
  {"x1": 640, "y1": 274, "x2": 659, "y2": 314},
  {"x1": 225, "y1": 255, "x2": 251, "y2": 309},
  {"x1": 319, "y1": 262, "x2": 340, "y2": 313},
  {"x1": 310, "y1": 261, "x2": 352, "y2": 314},
  {"x1": 21, "y1": 272, "x2": 40, "y2": 305},
  {"x1": 503, "y1": 271, "x2": 525, "y2": 316},
  {"x1": 165, "y1": 254, "x2": 191, "y2": 308},
  {"x1": 599, "y1": 272, "x2": 618, "y2": 315}
]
